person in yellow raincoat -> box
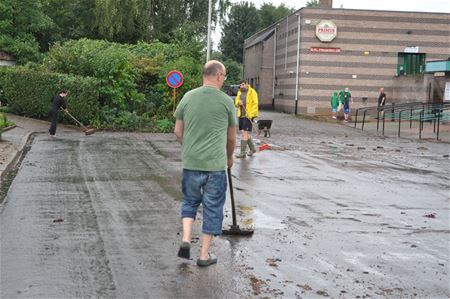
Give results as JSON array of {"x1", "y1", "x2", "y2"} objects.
[{"x1": 235, "y1": 80, "x2": 259, "y2": 158}]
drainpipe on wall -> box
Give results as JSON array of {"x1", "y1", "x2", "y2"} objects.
[
  {"x1": 294, "y1": 12, "x2": 301, "y2": 115},
  {"x1": 272, "y1": 25, "x2": 277, "y2": 110},
  {"x1": 285, "y1": 17, "x2": 289, "y2": 69}
]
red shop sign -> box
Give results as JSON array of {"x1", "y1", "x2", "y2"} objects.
[{"x1": 310, "y1": 47, "x2": 341, "y2": 53}]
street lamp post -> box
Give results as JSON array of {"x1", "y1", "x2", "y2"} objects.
[{"x1": 206, "y1": 0, "x2": 212, "y2": 62}]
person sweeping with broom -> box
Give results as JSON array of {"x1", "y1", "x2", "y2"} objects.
[
  {"x1": 174, "y1": 60, "x2": 236, "y2": 267},
  {"x1": 48, "y1": 90, "x2": 69, "y2": 137},
  {"x1": 235, "y1": 80, "x2": 258, "y2": 158}
]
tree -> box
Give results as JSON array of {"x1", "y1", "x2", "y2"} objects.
[
  {"x1": 0, "y1": 0, "x2": 52, "y2": 63},
  {"x1": 306, "y1": 0, "x2": 320, "y2": 7},
  {"x1": 219, "y1": 2, "x2": 260, "y2": 63},
  {"x1": 93, "y1": 0, "x2": 151, "y2": 43},
  {"x1": 92, "y1": 0, "x2": 230, "y2": 44},
  {"x1": 39, "y1": 0, "x2": 96, "y2": 51},
  {"x1": 258, "y1": 3, "x2": 294, "y2": 30},
  {"x1": 211, "y1": 52, "x2": 242, "y2": 84}
]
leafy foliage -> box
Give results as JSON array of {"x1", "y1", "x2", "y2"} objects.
[
  {"x1": 220, "y1": 2, "x2": 294, "y2": 63},
  {"x1": 306, "y1": 0, "x2": 320, "y2": 8},
  {"x1": 259, "y1": 3, "x2": 295, "y2": 29},
  {"x1": 0, "y1": 67, "x2": 100, "y2": 125},
  {"x1": 220, "y1": 2, "x2": 260, "y2": 63},
  {"x1": 4, "y1": 38, "x2": 204, "y2": 130},
  {"x1": 0, "y1": 0, "x2": 52, "y2": 63},
  {"x1": 211, "y1": 52, "x2": 242, "y2": 84}
]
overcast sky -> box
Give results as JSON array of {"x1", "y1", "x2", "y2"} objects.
[
  {"x1": 247, "y1": 0, "x2": 450, "y2": 12},
  {"x1": 212, "y1": 0, "x2": 450, "y2": 49}
]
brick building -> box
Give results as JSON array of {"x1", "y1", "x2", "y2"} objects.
[{"x1": 243, "y1": 1, "x2": 450, "y2": 114}]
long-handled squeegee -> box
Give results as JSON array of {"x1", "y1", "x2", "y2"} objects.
[{"x1": 222, "y1": 168, "x2": 254, "y2": 236}]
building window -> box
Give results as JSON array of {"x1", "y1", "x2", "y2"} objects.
[{"x1": 397, "y1": 53, "x2": 426, "y2": 76}]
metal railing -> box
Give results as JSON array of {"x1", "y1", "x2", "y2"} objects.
[{"x1": 354, "y1": 101, "x2": 450, "y2": 140}]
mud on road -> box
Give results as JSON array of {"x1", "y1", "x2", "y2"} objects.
[{"x1": 1, "y1": 112, "x2": 449, "y2": 298}]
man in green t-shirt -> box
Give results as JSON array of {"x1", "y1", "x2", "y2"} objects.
[{"x1": 174, "y1": 60, "x2": 237, "y2": 267}]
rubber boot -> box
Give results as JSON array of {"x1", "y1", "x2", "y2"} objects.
[
  {"x1": 235, "y1": 140, "x2": 247, "y2": 158},
  {"x1": 247, "y1": 137, "x2": 256, "y2": 156}
]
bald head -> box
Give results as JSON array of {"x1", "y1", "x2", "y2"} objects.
[
  {"x1": 202, "y1": 60, "x2": 226, "y2": 89},
  {"x1": 203, "y1": 60, "x2": 225, "y2": 77}
]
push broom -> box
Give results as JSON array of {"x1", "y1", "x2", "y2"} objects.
[
  {"x1": 62, "y1": 109, "x2": 96, "y2": 136},
  {"x1": 222, "y1": 168, "x2": 254, "y2": 236}
]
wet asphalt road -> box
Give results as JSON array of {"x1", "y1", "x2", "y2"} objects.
[{"x1": 1, "y1": 112, "x2": 449, "y2": 298}]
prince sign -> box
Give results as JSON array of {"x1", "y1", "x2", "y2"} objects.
[{"x1": 315, "y1": 20, "x2": 337, "y2": 42}]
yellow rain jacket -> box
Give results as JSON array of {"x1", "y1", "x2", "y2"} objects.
[{"x1": 235, "y1": 86, "x2": 259, "y2": 118}]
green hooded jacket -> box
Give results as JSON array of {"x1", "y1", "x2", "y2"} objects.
[{"x1": 331, "y1": 91, "x2": 339, "y2": 109}]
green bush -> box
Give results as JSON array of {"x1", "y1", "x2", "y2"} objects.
[
  {"x1": 0, "y1": 38, "x2": 208, "y2": 132},
  {"x1": 156, "y1": 118, "x2": 174, "y2": 133},
  {"x1": 0, "y1": 67, "x2": 100, "y2": 125},
  {"x1": 0, "y1": 112, "x2": 14, "y2": 141}
]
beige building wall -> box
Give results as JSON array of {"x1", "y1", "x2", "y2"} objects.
[
  {"x1": 244, "y1": 7, "x2": 450, "y2": 115},
  {"x1": 243, "y1": 29, "x2": 275, "y2": 110}
]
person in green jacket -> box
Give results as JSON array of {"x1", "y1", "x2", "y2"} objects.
[{"x1": 330, "y1": 91, "x2": 339, "y2": 119}]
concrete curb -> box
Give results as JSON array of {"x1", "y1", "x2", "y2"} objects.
[
  {"x1": 2, "y1": 125, "x2": 17, "y2": 133},
  {"x1": 0, "y1": 131, "x2": 34, "y2": 183}
]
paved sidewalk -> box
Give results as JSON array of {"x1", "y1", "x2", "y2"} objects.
[{"x1": 0, "y1": 114, "x2": 78, "y2": 182}]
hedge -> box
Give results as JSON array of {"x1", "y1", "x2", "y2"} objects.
[{"x1": 0, "y1": 67, "x2": 100, "y2": 125}]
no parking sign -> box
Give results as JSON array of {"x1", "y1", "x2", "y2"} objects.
[
  {"x1": 166, "y1": 70, "x2": 183, "y2": 89},
  {"x1": 166, "y1": 70, "x2": 183, "y2": 112}
]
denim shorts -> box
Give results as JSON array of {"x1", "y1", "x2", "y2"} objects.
[
  {"x1": 238, "y1": 117, "x2": 252, "y2": 132},
  {"x1": 181, "y1": 169, "x2": 227, "y2": 235}
]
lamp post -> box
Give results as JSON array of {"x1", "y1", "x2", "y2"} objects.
[{"x1": 206, "y1": 0, "x2": 212, "y2": 62}]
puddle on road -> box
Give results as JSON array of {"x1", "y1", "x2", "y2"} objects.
[
  {"x1": 232, "y1": 204, "x2": 286, "y2": 230},
  {"x1": 251, "y1": 209, "x2": 286, "y2": 230},
  {"x1": 242, "y1": 218, "x2": 253, "y2": 227},
  {"x1": 238, "y1": 205, "x2": 253, "y2": 214}
]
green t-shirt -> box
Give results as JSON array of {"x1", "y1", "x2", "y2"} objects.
[{"x1": 174, "y1": 86, "x2": 237, "y2": 171}]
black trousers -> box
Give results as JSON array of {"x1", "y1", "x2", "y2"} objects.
[{"x1": 49, "y1": 110, "x2": 58, "y2": 135}]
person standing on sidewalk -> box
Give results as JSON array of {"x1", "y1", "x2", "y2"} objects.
[
  {"x1": 377, "y1": 87, "x2": 386, "y2": 117},
  {"x1": 339, "y1": 87, "x2": 352, "y2": 122},
  {"x1": 174, "y1": 60, "x2": 237, "y2": 267},
  {"x1": 330, "y1": 91, "x2": 339, "y2": 119},
  {"x1": 235, "y1": 80, "x2": 258, "y2": 158},
  {"x1": 48, "y1": 90, "x2": 68, "y2": 137}
]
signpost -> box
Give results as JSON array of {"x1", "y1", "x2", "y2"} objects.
[{"x1": 166, "y1": 70, "x2": 184, "y2": 112}]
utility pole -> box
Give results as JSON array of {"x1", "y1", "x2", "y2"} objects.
[{"x1": 206, "y1": 0, "x2": 212, "y2": 62}]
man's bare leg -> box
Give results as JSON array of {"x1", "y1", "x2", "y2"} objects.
[
  {"x1": 182, "y1": 217, "x2": 194, "y2": 243},
  {"x1": 199, "y1": 233, "x2": 213, "y2": 260}
]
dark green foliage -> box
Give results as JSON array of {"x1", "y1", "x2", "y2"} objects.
[
  {"x1": 39, "y1": 0, "x2": 96, "y2": 51},
  {"x1": 259, "y1": 3, "x2": 295, "y2": 29},
  {"x1": 156, "y1": 118, "x2": 175, "y2": 133},
  {"x1": 211, "y1": 52, "x2": 242, "y2": 84},
  {"x1": 1, "y1": 38, "x2": 204, "y2": 130},
  {"x1": 306, "y1": 0, "x2": 320, "y2": 8},
  {"x1": 220, "y1": 2, "x2": 294, "y2": 63},
  {"x1": 0, "y1": 67, "x2": 100, "y2": 125},
  {"x1": 5, "y1": 0, "x2": 231, "y2": 64},
  {"x1": 41, "y1": 38, "x2": 203, "y2": 120},
  {"x1": 0, "y1": 0, "x2": 52, "y2": 63},
  {"x1": 220, "y1": 2, "x2": 260, "y2": 63}
]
